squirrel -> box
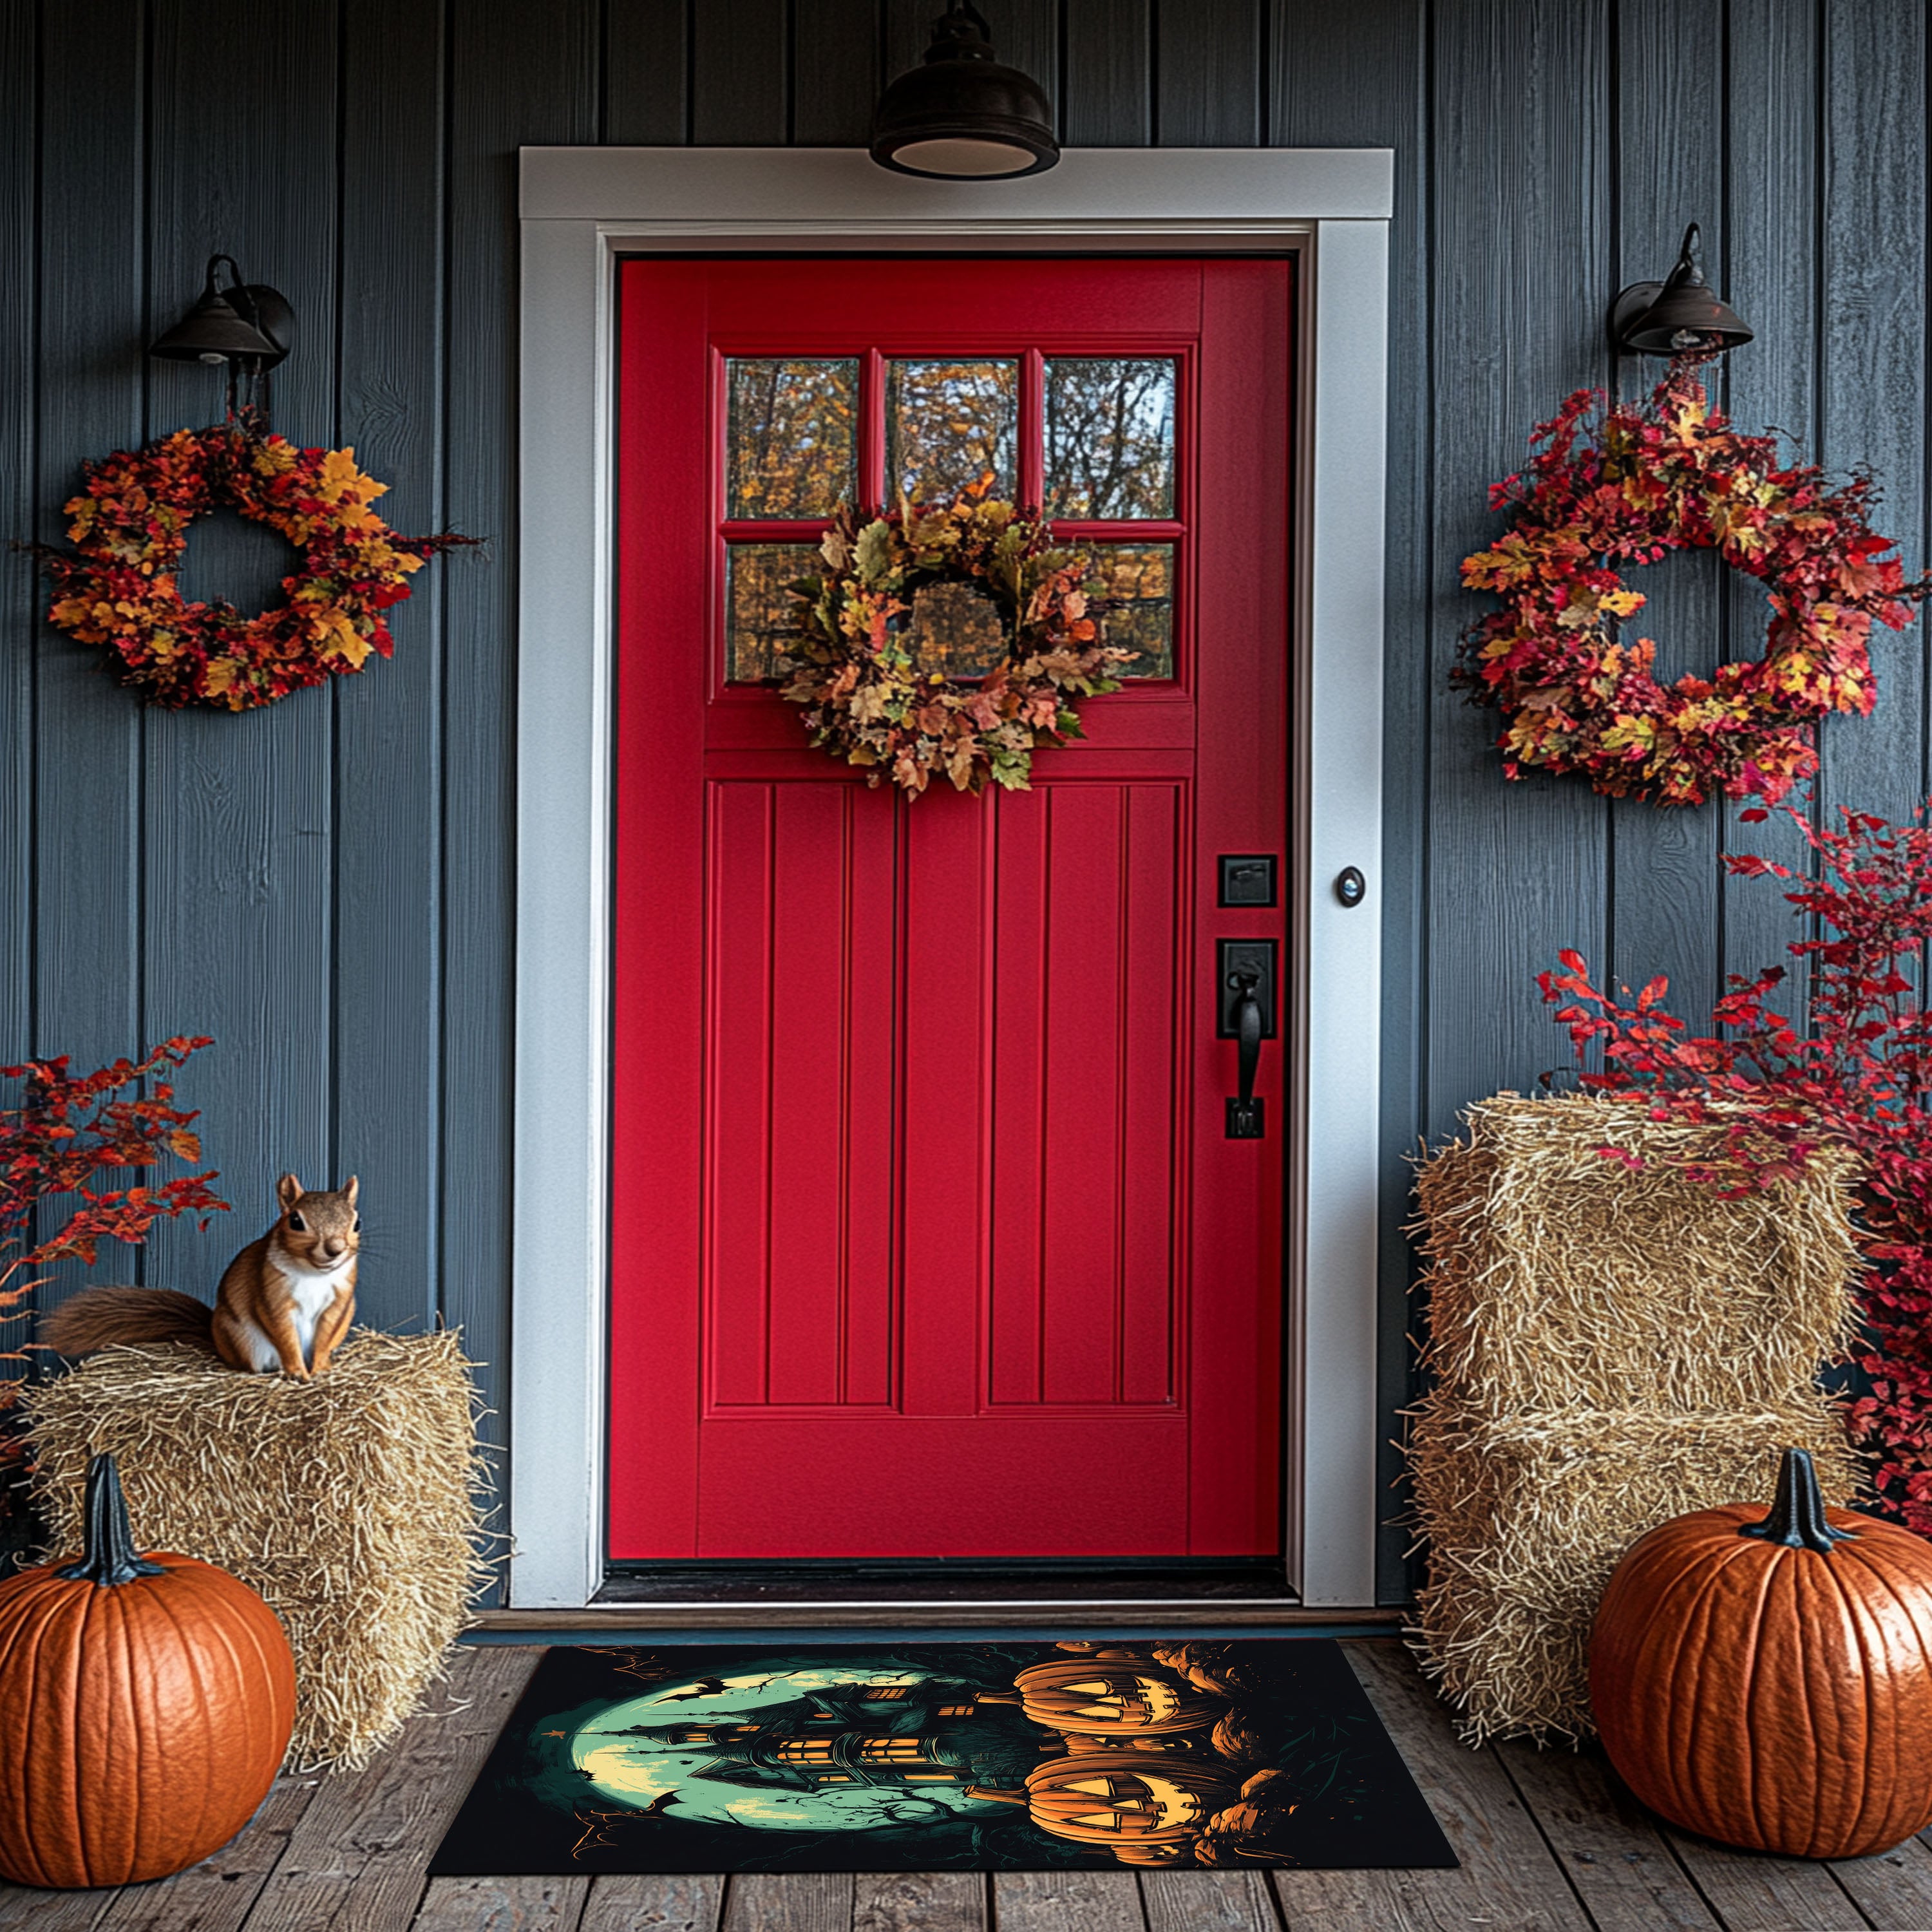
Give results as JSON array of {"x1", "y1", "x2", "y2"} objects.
[{"x1": 41, "y1": 1174, "x2": 359, "y2": 1379}]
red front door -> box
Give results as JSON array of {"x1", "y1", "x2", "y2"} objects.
[{"x1": 612, "y1": 256, "x2": 1291, "y2": 1560}]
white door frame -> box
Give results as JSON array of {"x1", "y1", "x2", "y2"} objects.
[{"x1": 510, "y1": 146, "x2": 1392, "y2": 1609}]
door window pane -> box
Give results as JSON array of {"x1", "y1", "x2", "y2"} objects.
[
  {"x1": 898, "y1": 576, "x2": 1010, "y2": 681},
  {"x1": 726, "y1": 543, "x2": 819, "y2": 681},
  {"x1": 726, "y1": 359, "x2": 858, "y2": 518},
  {"x1": 1070, "y1": 543, "x2": 1175, "y2": 679},
  {"x1": 1045, "y1": 359, "x2": 1177, "y2": 518},
  {"x1": 887, "y1": 359, "x2": 1018, "y2": 505}
]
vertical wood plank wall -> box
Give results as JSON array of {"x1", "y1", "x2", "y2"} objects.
[{"x1": 3, "y1": 0, "x2": 1926, "y2": 1602}]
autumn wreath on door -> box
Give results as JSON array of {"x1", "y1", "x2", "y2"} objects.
[
  {"x1": 1457, "y1": 365, "x2": 1931, "y2": 807},
  {"x1": 778, "y1": 484, "x2": 1128, "y2": 796},
  {"x1": 34, "y1": 424, "x2": 473, "y2": 711}
]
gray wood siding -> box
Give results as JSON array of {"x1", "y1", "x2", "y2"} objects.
[{"x1": 3, "y1": 0, "x2": 1924, "y2": 1604}]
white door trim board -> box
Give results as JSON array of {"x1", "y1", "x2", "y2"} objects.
[{"x1": 511, "y1": 146, "x2": 1392, "y2": 1609}]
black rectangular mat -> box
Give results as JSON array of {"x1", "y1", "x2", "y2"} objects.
[{"x1": 430, "y1": 1639, "x2": 1457, "y2": 1874}]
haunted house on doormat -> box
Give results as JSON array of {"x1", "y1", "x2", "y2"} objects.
[{"x1": 624, "y1": 1680, "x2": 1048, "y2": 1799}]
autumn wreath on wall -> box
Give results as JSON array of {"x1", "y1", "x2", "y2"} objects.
[
  {"x1": 35, "y1": 424, "x2": 473, "y2": 712},
  {"x1": 1457, "y1": 365, "x2": 1931, "y2": 807},
  {"x1": 778, "y1": 484, "x2": 1128, "y2": 796}
]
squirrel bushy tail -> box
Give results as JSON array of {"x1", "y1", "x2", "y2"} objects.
[{"x1": 39, "y1": 1286, "x2": 218, "y2": 1357}]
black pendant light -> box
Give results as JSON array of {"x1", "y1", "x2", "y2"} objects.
[
  {"x1": 1609, "y1": 224, "x2": 1753, "y2": 357},
  {"x1": 149, "y1": 254, "x2": 294, "y2": 368},
  {"x1": 871, "y1": 1, "x2": 1059, "y2": 180}
]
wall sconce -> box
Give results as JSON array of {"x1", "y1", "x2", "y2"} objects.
[
  {"x1": 1609, "y1": 224, "x2": 1752, "y2": 357},
  {"x1": 870, "y1": 1, "x2": 1059, "y2": 180},
  {"x1": 149, "y1": 254, "x2": 294, "y2": 368}
]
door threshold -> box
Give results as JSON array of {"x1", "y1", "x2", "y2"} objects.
[
  {"x1": 477, "y1": 1602, "x2": 1403, "y2": 1634},
  {"x1": 595, "y1": 1559, "x2": 1298, "y2": 1607},
  {"x1": 470, "y1": 1560, "x2": 1410, "y2": 1633}
]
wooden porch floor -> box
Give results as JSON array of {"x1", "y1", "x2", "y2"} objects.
[{"x1": 8, "y1": 1640, "x2": 1932, "y2": 1932}]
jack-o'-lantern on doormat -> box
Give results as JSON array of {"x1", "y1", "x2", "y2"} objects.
[
  {"x1": 430, "y1": 1636, "x2": 1457, "y2": 1874},
  {"x1": 1014, "y1": 1653, "x2": 1224, "y2": 1739},
  {"x1": 1014, "y1": 1753, "x2": 1241, "y2": 1865}
]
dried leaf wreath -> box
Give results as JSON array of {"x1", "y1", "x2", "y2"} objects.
[
  {"x1": 779, "y1": 486, "x2": 1130, "y2": 795},
  {"x1": 1457, "y1": 366, "x2": 1931, "y2": 807},
  {"x1": 35, "y1": 424, "x2": 474, "y2": 711}
]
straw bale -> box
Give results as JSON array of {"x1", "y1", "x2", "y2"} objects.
[
  {"x1": 24, "y1": 1328, "x2": 491, "y2": 1771},
  {"x1": 1416, "y1": 1094, "x2": 1860, "y2": 1414},
  {"x1": 1406, "y1": 1094, "x2": 1864, "y2": 1745},
  {"x1": 1407, "y1": 1401, "x2": 1859, "y2": 1744}
]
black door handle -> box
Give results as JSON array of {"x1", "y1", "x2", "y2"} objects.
[{"x1": 1227, "y1": 968, "x2": 1265, "y2": 1139}]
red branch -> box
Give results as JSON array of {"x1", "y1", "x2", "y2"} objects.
[
  {"x1": 1540, "y1": 804, "x2": 1932, "y2": 1529},
  {"x1": 0, "y1": 1038, "x2": 231, "y2": 1489}
]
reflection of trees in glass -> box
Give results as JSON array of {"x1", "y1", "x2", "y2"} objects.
[
  {"x1": 728, "y1": 360, "x2": 857, "y2": 518},
  {"x1": 727, "y1": 544, "x2": 819, "y2": 681},
  {"x1": 1074, "y1": 544, "x2": 1174, "y2": 679},
  {"x1": 900, "y1": 579, "x2": 1009, "y2": 680},
  {"x1": 888, "y1": 361, "x2": 1018, "y2": 504},
  {"x1": 1046, "y1": 361, "x2": 1176, "y2": 519}
]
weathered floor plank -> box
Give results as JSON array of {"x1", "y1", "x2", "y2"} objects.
[
  {"x1": 242, "y1": 1644, "x2": 540, "y2": 1932},
  {"x1": 1270, "y1": 1867, "x2": 1490, "y2": 1932},
  {"x1": 991, "y1": 1870, "x2": 1147, "y2": 1931},
  {"x1": 1492, "y1": 1736, "x2": 1721, "y2": 1931},
  {"x1": 852, "y1": 1871, "x2": 987, "y2": 1931},
  {"x1": 412, "y1": 1875, "x2": 591, "y2": 1931},
  {"x1": 1265, "y1": 1642, "x2": 1590, "y2": 1932},
  {"x1": 1139, "y1": 1868, "x2": 1276, "y2": 1931},
  {"x1": 579, "y1": 1873, "x2": 727, "y2": 1931},
  {"x1": 0, "y1": 1884, "x2": 120, "y2": 1932},
  {"x1": 1826, "y1": 1833, "x2": 1932, "y2": 1931},
  {"x1": 720, "y1": 1873, "x2": 853, "y2": 1931},
  {"x1": 1661, "y1": 1829, "x2": 1869, "y2": 1932}
]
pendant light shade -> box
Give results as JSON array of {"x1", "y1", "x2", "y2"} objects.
[
  {"x1": 1610, "y1": 224, "x2": 1753, "y2": 357},
  {"x1": 149, "y1": 254, "x2": 294, "y2": 368},
  {"x1": 871, "y1": 2, "x2": 1059, "y2": 180}
]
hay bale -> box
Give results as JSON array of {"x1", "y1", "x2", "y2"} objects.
[
  {"x1": 1416, "y1": 1095, "x2": 1859, "y2": 1414},
  {"x1": 1407, "y1": 1094, "x2": 1864, "y2": 1745},
  {"x1": 24, "y1": 1329, "x2": 491, "y2": 1771},
  {"x1": 1408, "y1": 1401, "x2": 1859, "y2": 1744}
]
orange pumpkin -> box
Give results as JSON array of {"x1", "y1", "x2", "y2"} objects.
[
  {"x1": 0, "y1": 1454, "x2": 296, "y2": 1888},
  {"x1": 1591, "y1": 1446, "x2": 1932, "y2": 1859}
]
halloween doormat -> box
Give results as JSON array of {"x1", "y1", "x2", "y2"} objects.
[{"x1": 430, "y1": 1640, "x2": 1457, "y2": 1873}]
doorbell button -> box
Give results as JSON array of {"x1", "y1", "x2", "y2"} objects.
[{"x1": 1334, "y1": 866, "x2": 1367, "y2": 907}]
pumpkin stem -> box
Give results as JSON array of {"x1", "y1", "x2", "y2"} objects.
[
  {"x1": 1739, "y1": 1446, "x2": 1857, "y2": 1555},
  {"x1": 54, "y1": 1454, "x2": 166, "y2": 1587}
]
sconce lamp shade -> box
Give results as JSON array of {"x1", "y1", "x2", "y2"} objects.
[
  {"x1": 1610, "y1": 224, "x2": 1753, "y2": 357},
  {"x1": 871, "y1": 1, "x2": 1058, "y2": 180},
  {"x1": 149, "y1": 255, "x2": 294, "y2": 368}
]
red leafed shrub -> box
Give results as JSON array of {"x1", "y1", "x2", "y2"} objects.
[
  {"x1": 0, "y1": 1040, "x2": 230, "y2": 1514},
  {"x1": 1540, "y1": 806, "x2": 1932, "y2": 1529}
]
